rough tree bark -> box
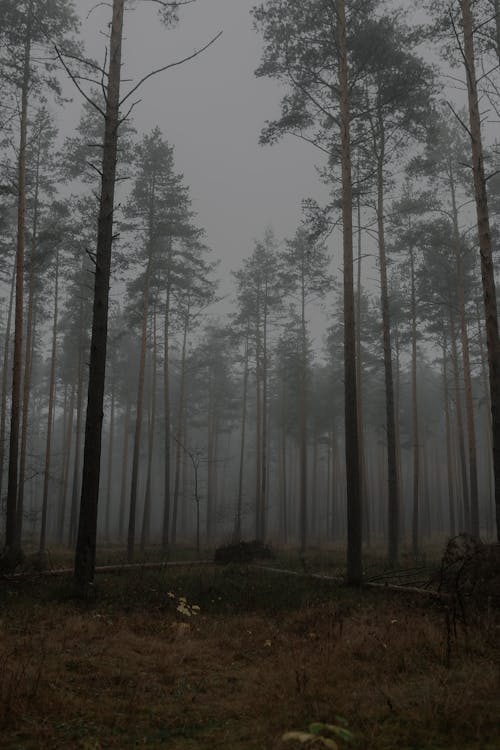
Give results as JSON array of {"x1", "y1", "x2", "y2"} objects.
[
  {"x1": 5, "y1": 0, "x2": 33, "y2": 551},
  {"x1": 74, "y1": 0, "x2": 124, "y2": 587},
  {"x1": 338, "y1": 0, "x2": 362, "y2": 584},
  {"x1": 460, "y1": 0, "x2": 500, "y2": 542}
]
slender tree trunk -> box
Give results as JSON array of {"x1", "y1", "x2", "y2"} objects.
[
  {"x1": 206, "y1": 370, "x2": 215, "y2": 541},
  {"x1": 260, "y1": 290, "x2": 268, "y2": 542},
  {"x1": 338, "y1": 0, "x2": 362, "y2": 584},
  {"x1": 442, "y1": 337, "x2": 456, "y2": 537},
  {"x1": 281, "y1": 413, "x2": 288, "y2": 545},
  {"x1": 57, "y1": 382, "x2": 74, "y2": 544},
  {"x1": 75, "y1": 0, "x2": 125, "y2": 587},
  {"x1": 128, "y1": 262, "x2": 153, "y2": 562},
  {"x1": 356, "y1": 188, "x2": 369, "y2": 546},
  {"x1": 162, "y1": 282, "x2": 171, "y2": 548},
  {"x1": 299, "y1": 280, "x2": 308, "y2": 554},
  {"x1": 234, "y1": 330, "x2": 249, "y2": 542},
  {"x1": 6, "y1": 0, "x2": 33, "y2": 551},
  {"x1": 410, "y1": 247, "x2": 420, "y2": 556},
  {"x1": 0, "y1": 266, "x2": 15, "y2": 509},
  {"x1": 311, "y1": 428, "x2": 318, "y2": 541},
  {"x1": 141, "y1": 303, "x2": 157, "y2": 550},
  {"x1": 118, "y1": 395, "x2": 131, "y2": 542},
  {"x1": 17, "y1": 163, "x2": 41, "y2": 545},
  {"x1": 69, "y1": 330, "x2": 84, "y2": 547},
  {"x1": 39, "y1": 248, "x2": 59, "y2": 551},
  {"x1": 376, "y1": 149, "x2": 399, "y2": 565},
  {"x1": 460, "y1": 0, "x2": 500, "y2": 542},
  {"x1": 449, "y1": 310, "x2": 470, "y2": 530},
  {"x1": 449, "y1": 159, "x2": 479, "y2": 535},
  {"x1": 255, "y1": 297, "x2": 262, "y2": 540},
  {"x1": 476, "y1": 299, "x2": 494, "y2": 526},
  {"x1": 171, "y1": 310, "x2": 189, "y2": 544},
  {"x1": 104, "y1": 378, "x2": 116, "y2": 541}
]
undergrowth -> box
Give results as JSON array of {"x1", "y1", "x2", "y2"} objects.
[{"x1": 0, "y1": 562, "x2": 498, "y2": 750}]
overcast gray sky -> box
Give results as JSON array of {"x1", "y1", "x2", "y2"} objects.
[{"x1": 67, "y1": 0, "x2": 331, "y2": 298}]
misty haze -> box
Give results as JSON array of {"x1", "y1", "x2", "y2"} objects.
[{"x1": 0, "y1": 1, "x2": 499, "y2": 748}]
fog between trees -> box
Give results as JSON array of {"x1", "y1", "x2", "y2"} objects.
[{"x1": 1, "y1": 0, "x2": 500, "y2": 587}]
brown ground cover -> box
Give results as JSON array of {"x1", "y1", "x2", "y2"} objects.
[{"x1": 0, "y1": 563, "x2": 498, "y2": 749}]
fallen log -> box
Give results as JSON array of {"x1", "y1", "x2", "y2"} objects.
[{"x1": 1, "y1": 559, "x2": 213, "y2": 581}]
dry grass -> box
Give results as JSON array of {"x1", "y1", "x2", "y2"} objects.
[{"x1": 0, "y1": 566, "x2": 498, "y2": 750}]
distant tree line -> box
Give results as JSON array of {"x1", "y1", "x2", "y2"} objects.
[{"x1": 0, "y1": 0, "x2": 499, "y2": 590}]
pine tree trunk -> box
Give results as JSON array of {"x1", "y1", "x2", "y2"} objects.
[
  {"x1": 338, "y1": 0, "x2": 362, "y2": 584},
  {"x1": 69, "y1": 331, "x2": 84, "y2": 547},
  {"x1": 206, "y1": 370, "x2": 215, "y2": 541},
  {"x1": 141, "y1": 302, "x2": 157, "y2": 551},
  {"x1": 356, "y1": 189, "x2": 369, "y2": 546},
  {"x1": 449, "y1": 310, "x2": 470, "y2": 530},
  {"x1": 260, "y1": 290, "x2": 268, "y2": 542},
  {"x1": 57, "y1": 382, "x2": 74, "y2": 544},
  {"x1": 104, "y1": 379, "x2": 116, "y2": 541},
  {"x1": 449, "y1": 159, "x2": 479, "y2": 535},
  {"x1": 281, "y1": 384, "x2": 288, "y2": 545},
  {"x1": 16, "y1": 148, "x2": 41, "y2": 546},
  {"x1": 442, "y1": 337, "x2": 456, "y2": 537},
  {"x1": 299, "y1": 279, "x2": 308, "y2": 554},
  {"x1": 233, "y1": 329, "x2": 249, "y2": 542},
  {"x1": 171, "y1": 310, "x2": 189, "y2": 544},
  {"x1": 0, "y1": 265, "x2": 15, "y2": 509},
  {"x1": 476, "y1": 300, "x2": 495, "y2": 527},
  {"x1": 410, "y1": 247, "x2": 420, "y2": 556},
  {"x1": 460, "y1": 0, "x2": 500, "y2": 542},
  {"x1": 6, "y1": 0, "x2": 33, "y2": 551},
  {"x1": 118, "y1": 395, "x2": 131, "y2": 542},
  {"x1": 74, "y1": 0, "x2": 125, "y2": 588},
  {"x1": 255, "y1": 299, "x2": 262, "y2": 540},
  {"x1": 376, "y1": 149, "x2": 399, "y2": 566},
  {"x1": 39, "y1": 248, "x2": 59, "y2": 551},
  {"x1": 162, "y1": 282, "x2": 171, "y2": 548},
  {"x1": 127, "y1": 262, "x2": 153, "y2": 562}
]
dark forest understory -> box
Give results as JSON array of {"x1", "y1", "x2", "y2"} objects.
[{"x1": 1, "y1": 551, "x2": 499, "y2": 750}]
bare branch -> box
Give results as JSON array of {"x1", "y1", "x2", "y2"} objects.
[
  {"x1": 446, "y1": 100, "x2": 473, "y2": 139},
  {"x1": 120, "y1": 31, "x2": 223, "y2": 106},
  {"x1": 118, "y1": 98, "x2": 142, "y2": 126},
  {"x1": 54, "y1": 45, "x2": 106, "y2": 118}
]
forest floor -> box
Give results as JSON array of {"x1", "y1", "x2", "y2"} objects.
[{"x1": 0, "y1": 549, "x2": 499, "y2": 750}]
